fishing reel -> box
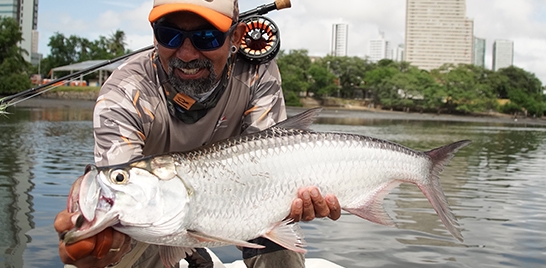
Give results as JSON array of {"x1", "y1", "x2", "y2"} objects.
[{"x1": 238, "y1": 16, "x2": 281, "y2": 64}]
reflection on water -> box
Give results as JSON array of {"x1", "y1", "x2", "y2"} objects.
[
  {"x1": 1, "y1": 105, "x2": 545, "y2": 267},
  {"x1": 0, "y1": 107, "x2": 94, "y2": 267}
]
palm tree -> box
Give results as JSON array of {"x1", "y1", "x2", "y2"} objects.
[{"x1": 108, "y1": 30, "x2": 127, "y2": 57}]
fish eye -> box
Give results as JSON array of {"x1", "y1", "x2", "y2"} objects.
[{"x1": 110, "y1": 169, "x2": 129, "y2": 184}]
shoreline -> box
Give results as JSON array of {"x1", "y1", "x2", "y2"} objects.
[{"x1": 9, "y1": 97, "x2": 546, "y2": 127}]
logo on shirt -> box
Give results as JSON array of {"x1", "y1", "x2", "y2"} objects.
[{"x1": 216, "y1": 116, "x2": 228, "y2": 130}]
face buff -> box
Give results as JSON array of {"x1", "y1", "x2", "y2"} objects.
[{"x1": 154, "y1": 53, "x2": 231, "y2": 124}]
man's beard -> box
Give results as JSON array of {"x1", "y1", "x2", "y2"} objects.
[{"x1": 167, "y1": 58, "x2": 218, "y2": 98}]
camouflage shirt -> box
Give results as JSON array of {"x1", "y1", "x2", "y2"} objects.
[{"x1": 93, "y1": 49, "x2": 287, "y2": 167}]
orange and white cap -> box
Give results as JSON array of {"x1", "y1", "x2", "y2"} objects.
[{"x1": 149, "y1": 0, "x2": 239, "y2": 32}]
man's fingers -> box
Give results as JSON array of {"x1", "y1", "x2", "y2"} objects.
[
  {"x1": 288, "y1": 199, "x2": 303, "y2": 222},
  {"x1": 54, "y1": 210, "x2": 76, "y2": 233},
  {"x1": 58, "y1": 241, "x2": 75, "y2": 264},
  {"x1": 325, "y1": 195, "x2": 341, "y2": 221},
  {"x1": 309, "y1": 187, "x2": 330, "y2": 218},
  {"x1": 300, "y1": 188, "x2": 316, "y2": 222}
]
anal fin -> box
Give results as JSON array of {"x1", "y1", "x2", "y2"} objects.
[
  {"x1": 158, "y1": 246, "x2": 195, "y2": 268},
  {"x1": 262, "y1": 219, "x2": 307, "y2": 253},
  {"x1": 344, "y1": 181, "x2": 402, "y2": 227},
  {"x1": 187, "y1": 230, "x2": 265, "y2": 249}
]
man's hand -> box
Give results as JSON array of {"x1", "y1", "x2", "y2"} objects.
[
  {"x1": 54, "y1": 210, "x2": 131, "y2": 268},
  {"x1": 288, "y1": 186, "x2": 341, "y2": 222}
]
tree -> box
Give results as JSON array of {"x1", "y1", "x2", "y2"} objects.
[
  {"x1": 496, "y1": 66, "x2": 544, "y2": 116},
  {"x1": 39, "y1": 30, "x2": 131, "y2": 78},
  {"x1": 432, "y1": 64, "x2": 497, "y2": 114},
  {"x1": 277, "y1": 49, "x2": 313, "y2": 102},
  {"x1": 307, "y1": 63, "x2": 337, "y2": 97},
  {"x1": 363, "y1": 63, "x2": 399, "y2": 105},
  {"x1": 0, "y1": 17, "x2": 31, "y2": 94},
  {"x1": 317, "y1": 56, "x2": 372, "y2": 98},
  {"x1": 40, "y1": 33, "x2": 78, "y2": 77},
  {"x1": 108, "y1": 30, "x2": 128, "y2": 57}
]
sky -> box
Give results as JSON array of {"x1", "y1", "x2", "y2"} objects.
[{"x1": 37, "y1": 0, "x2": 546, "y2": 84}]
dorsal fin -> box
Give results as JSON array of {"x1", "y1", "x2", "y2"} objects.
[{"x1": 274, "y1": 107, "x2": 322, "y2": 131}]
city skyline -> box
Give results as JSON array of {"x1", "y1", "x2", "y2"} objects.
[{"x1": 34, "y1": 0, "x2": 546, "y2": 84}]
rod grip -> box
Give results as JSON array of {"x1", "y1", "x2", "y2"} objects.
[{"x1": 274, "y1": 0, "x2": 291, "y2": 10}]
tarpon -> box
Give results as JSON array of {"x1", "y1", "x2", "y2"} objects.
[{"x1": 64, "y1": 108, "x2": 470, "y2": 267}]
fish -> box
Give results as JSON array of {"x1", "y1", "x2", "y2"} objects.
[{"x1": 64, "y1": 108, "x2": 470, "y2": 267}]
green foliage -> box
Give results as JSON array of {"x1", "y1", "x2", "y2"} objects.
[
  {"x1": 307, "y1": 63, "x2": 337, "y2": 96},
  {"x1": 276, "y1": 50, "x2": 544, "y2": 117},
  {"x1": 283, "y1": 90, "x2": 302, "y2": 107},
  {"x1": 433, "y1": 64, "x2": 497, "y2": 114},
  {"x1": 318, "y1": 56, "x2": 372, "y2": 98},
  {"x1": 40, "y1": 30, "x2": 129, "y2": 78},
  {"x1": 277, "y1": 50, "x2": 312, "y2": 94},
  {"x1": 497, "y1": 66, "x2": 544, "y2": 116},
  {"x1": 0, "y1": 17, "x2": 31, "y2": 94}
]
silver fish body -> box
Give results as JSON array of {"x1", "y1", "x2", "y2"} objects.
[{"x1": 65, "y1": 108, "x2": 470, "y2": 266}]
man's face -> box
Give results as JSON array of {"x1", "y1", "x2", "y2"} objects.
[{"x1": 155, "y1": 12, "x2": 243, "y2": 96}]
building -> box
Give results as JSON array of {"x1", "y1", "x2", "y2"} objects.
[
  {"x1": 0, "y1": 0, "x2": 41, "y2": 64},
  {"x1": 404, "y1": 0, "x2": 474, "y2": 70},
  {"x1": 492, "y1": 39, "x2": 514, "y2": 71},
  {"x1": 395, "y1": 44, "x2": 405, "y2": 62},
  {"x1": 368, "y1": 32, "x2": 391, "y2": 62},
  {"x1": 331, "y1": 23, "x2": 348, "y2": 57},
  {"x1": 473, "y1": 37, "x2": 486, "y2": 67}
]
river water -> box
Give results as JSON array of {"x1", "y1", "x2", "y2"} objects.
[{"x1": 0, "y1": 104, "x2": 545, "y2": 267}]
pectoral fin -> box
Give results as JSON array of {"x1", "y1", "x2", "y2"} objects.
[
  {"x1": 262, "y1": 219, "x2": 307, "y2": 253},
  {"x1": 187, "y1": 230, "x2": 265, "y2": 249}
]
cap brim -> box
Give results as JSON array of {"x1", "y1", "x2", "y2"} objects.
[{"x1": 149, "y1": 4, "x2": 232, "y2": 32}]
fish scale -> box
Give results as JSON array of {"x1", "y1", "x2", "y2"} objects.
[
  {"x1": 181, "y1": 128, "x2": 432, "y2": 241},
  {"x1": 65, "y1": 108, "x2": 470, "y2": 267}
]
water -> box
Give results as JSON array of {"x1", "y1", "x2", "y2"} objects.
[{"x1": 1, "y1": 105, "x2": 545, "y2": 267}]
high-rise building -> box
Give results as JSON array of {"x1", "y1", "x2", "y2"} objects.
[
  {"x1": 395, "y1": 44, "x2": 405, "y2": 62},
  {"x1": 492, "y1": 39, "x2": 514, "y2": 71},
  {"x1": 0, "y1": 0, "x2": 40, "y2": 64},
  {"x1": 473, "y1": 37, "x2": 486, "y2": 67},
  {"x1": 368, "y1": 32, "x2": 391, "y2": 62},
  {"x1": 404, "y1": 0, "x2": 474, "y2": 70},
  {"x1": 331, "y1": 23, "x2": 348, "y2": 57}
]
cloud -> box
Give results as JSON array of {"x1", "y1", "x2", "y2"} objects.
[{"x1": 38, "y1": 1, "x2": 152, "y2": 55}]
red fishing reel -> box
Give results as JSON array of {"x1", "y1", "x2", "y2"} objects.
[{"x1": 238, "y1": 16, "x2": 281, "y2": 64}]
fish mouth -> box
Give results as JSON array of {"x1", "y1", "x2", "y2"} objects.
[
  {"x1": 63, "y1": 210, "x2": 120, "y2": 245},
  {"x1": 64, "y1": 166, "x2": 120, "y2": 245}
]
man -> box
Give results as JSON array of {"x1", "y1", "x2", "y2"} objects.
[{"x1": 54, "y1": 0, "x2": 340, "y2": 267}]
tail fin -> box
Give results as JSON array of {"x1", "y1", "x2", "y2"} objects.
[{"x1": 419, "y1": 140, "x2": 471, "y2": 242}]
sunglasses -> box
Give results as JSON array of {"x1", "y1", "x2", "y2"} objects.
[{"x1": 153, "y1": 24, "x2": 234, "y2": 51}]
